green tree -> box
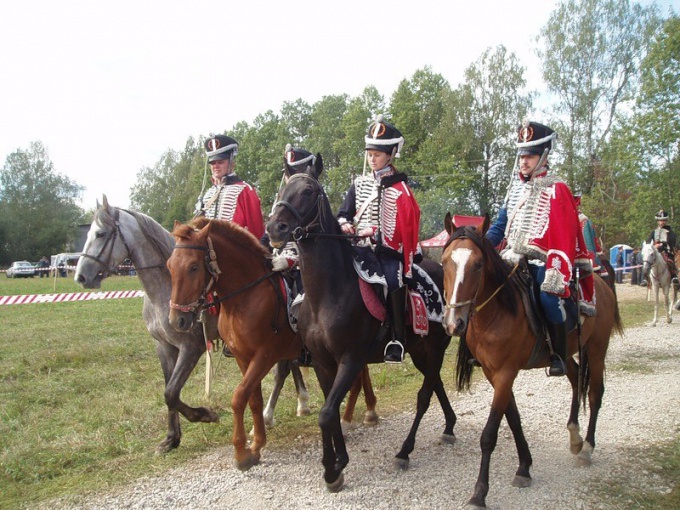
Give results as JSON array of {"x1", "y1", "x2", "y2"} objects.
[
  {"x1": 0, "y1": 142, "x2": 84, "y2": 265},
  {"x1": 537, "y1": 0, "x2": 661, "y2": 192}
]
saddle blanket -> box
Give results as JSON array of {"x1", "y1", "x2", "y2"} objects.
[{"x1": 351, "y1": 246, "x2": 444, "y2": 323}]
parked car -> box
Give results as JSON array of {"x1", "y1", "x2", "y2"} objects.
[{"x1": 6, "y1": 260, "x2": 36, "y2": 278}]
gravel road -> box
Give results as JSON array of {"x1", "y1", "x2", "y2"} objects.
[{"x1": 45, "y1": 284, "x2": 679, "y2": 510}]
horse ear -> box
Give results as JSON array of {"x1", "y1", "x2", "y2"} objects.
[
  {"x1": 282, "y1": 157, "x2": 293, "y2": 180},
  {"x1": 480, "y1": 213, "x2": 491, "y2": 234},
  {"x1": 102, "y1": 194, "x2": 109, "y2": 209},
  {"x1": 444, "y1": 212, "x2": 453, "y2": 235},
  {"x1": 310, "y1": 153, "x2": 324, "y2": 180}
]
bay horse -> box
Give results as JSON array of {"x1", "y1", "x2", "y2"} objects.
[
  {"x1": 641, "y1": 240, "x2": 678, "y2": 325},
  {"x1": 266, "y1": 160, "x2": 457, "y2": 492},
  {"x1": 74, "y1": 196, "x2": 313, "y2": 454},
  {"x1": 167, "y1": 217, "x2": 377, "y2": 469},
  {"x1": 441, "y1": 213, "x2": 624, "y2": 509}
]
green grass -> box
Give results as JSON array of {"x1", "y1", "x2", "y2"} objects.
[{"x1": 0, "y1": 277, "x2": 675, "y2": 509}]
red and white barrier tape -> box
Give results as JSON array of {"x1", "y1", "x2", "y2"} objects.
[{"x1": 0, "y1": 290, "x2": 144, "y2": 305}]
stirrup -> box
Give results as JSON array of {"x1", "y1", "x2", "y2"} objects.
[
  {"x1": 548, "y1": 355, "x2": 567, "y2": 377},
  {"x1": 384, "y1": 340, "x2": 404, "y2": 364},
  {"x1": 223, "y1": 344, "x2": 235, "y2": 358}
]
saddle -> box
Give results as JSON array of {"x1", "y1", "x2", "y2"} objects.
[{"x1": 516, "y1": 260, "x2": 580, "y2": 369}]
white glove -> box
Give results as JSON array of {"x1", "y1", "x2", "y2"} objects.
[
  {"x1": 501, "y1": 248, "x2": 523, "y2": 265},
  {"x1": 271, "y1": 254, "x2": 291, "y2": 271}
]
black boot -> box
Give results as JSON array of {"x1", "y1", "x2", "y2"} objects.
[
  {"x1": 222, "y1": 342, "x2": 235, "y2": 358},
  {"x1": 384, "y1": 286, "x2": 408, "y2": 363},
  {"x1": 546, "y1": 322, "x2": 568, "y2": 376}
]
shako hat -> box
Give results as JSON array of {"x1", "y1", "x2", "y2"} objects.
[
  {"x1": 365, "y1": 114, "x2": 404, "y2": 157},
  {"x1": 516, "y1": 120, "x2": 556, "y2": 156},
  {"x1": 205, "y1": 134, "x2": 239, "y2": 162},
  {"x1": 655, "y1": 209, "x2": 669, "y2": 221},
  {"x1": 284, "y1": 144, "x2": 316, "y2": 174}
]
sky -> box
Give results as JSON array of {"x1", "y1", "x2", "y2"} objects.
[{"x1": 1, "y1": 0, "x2": 677, "y2": 210}]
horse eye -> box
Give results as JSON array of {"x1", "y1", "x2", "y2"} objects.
[
  {"x1": 96, "y1": 231, "x2": 106, "y2": 239},
  {"x1": 190, "y1": 263, "x2": 200, "y2": 273}
]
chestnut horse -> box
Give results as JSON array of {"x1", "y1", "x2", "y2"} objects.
[
  {"x1": 74, "y1": 196, "x2": 315, "y2": 453},
  {"x1": 266, "y1": 160, "x2": 457, "y2": 492},
  {"x1": 441, "y1": 214, "x2": 623, "y2": 509},
  {"x1": 167, "y1": 218, "x2": 377, "y2": 469}
]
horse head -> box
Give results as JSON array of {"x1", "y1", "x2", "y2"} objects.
[
  {"x1": 75, "y1": 195, "x2": 132, "y2": 288},
  {"x1": 641, "y1": 241, "x2": 657, "y2": 279},
  {"x1": 441, "y1": 212, "x2": 492, "y2": 337},
  {"x1": 267, "y1": 154, "x2": 327, "y2": 249},
  {"x1": 167, "y1": 219, "x2": 217, "y2": 332}
]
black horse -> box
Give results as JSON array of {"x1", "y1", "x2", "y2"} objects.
[{"x1": 266, "y1": 157, "x2": 457, "y2": 491}]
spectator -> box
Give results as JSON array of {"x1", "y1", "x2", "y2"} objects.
[
  {"x1": 615, "y1": 250, "x2": 624, "y2": 284},
  {"x1": 38, "y1": 256, "x2": 49, "y2": 278}
]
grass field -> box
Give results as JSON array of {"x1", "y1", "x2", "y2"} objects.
[{"x1": 0, "y1": 276, "x2": 676, "y2": 509}]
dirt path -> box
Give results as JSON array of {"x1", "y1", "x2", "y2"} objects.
[{"x1": 46, "y1": 287, "x2": 679, "y2": 509}]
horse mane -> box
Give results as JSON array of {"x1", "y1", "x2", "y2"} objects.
[
  {"x1": 186, "y1": 217, "x2": 271, "y2": 260},
  {"x1": 447, "y1": 226, "x2": 519, "y2": 315},
  {"x1": 96, "y1": 205, "x2": 174, "y2": 260}
]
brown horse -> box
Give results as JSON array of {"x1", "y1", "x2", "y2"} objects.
[
  {"x1": 167, "y1": 218, "x2": 376, "y2": 469},
  {"x1": 441, "y1": 214, "x2": 623, "y2": 510}
]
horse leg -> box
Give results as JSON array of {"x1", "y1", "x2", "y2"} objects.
[
  {"x1": 466, "y1": 380, "x2": 513, "y2": 510},
  {"x1": 504, "y1": 392, "x2": 533, "y2": 488},
  {"x1": 565, "y1": 358, "x2": 584, "y2": 455},
  {"x1": 360, "y1": 366, "x2": 378, "y2": 426},
  {"x1": 341, "y1": 371, "x2": 362, "y2": 437},
  {"x1": 318, "y1": 360, "x2": 363, "y2": 492},
  {"x1": 578, "y1": 347, "x2": 606, "y2": 467},
  {"x1": 231, "y1": 358, "x2": 269, "y2": 471},
  {"x1": 262, "y1": 360, "x2": 290, "y2": 429},
  {"x1": 290, "y1": 364, "x2": 311, "y2": 416},
  {"x1": 652, "y1": 285, "x2": 659, "y2": 326},
  {"x1": 156, "y1": 341, "x2": 218, "y2": 454},
  {"x1": 664, "y1": 286, "x2": 672, "y2": 323},
  {"x1": 394, "y1": 348, "x2": 456, "y2": 469}
]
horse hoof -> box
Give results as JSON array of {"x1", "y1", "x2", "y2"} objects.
[
  {"x1": 234, "y1": 455, "x2": 258, "y2": 472},
  {"x1": 393, "y1": 457, "x2": 410, "y2": 471},
  {"x1": 155, "y1": 438, "x2": 180, "y2": 454},
  {"x1": 464, "y1": 501, "x2": 487, "y2": 509},
  {"x1": 297, "y1": 408, "x2": 311, "y2": 417},
  {"x1": 576, "y1": 452, "x2": 593, "y2": 467},
  {"x1": 570, "y1": 440, "x2": 584, "y2": 455},
  {"x1": 325, "y1": 473, "x2": 344, "y2": 493},
  {"x1": 200, "y1": 408, "x2": 220, "y2": 423},
  {"x1": 438, "y1": 433, "x2": 456, "y2": 446},
  {"x1": 512, "y1": 475, "x2": 531, "y2": 488},
  {"x1": 363, "y1": 410, "x2": 379, "y2": 426}
]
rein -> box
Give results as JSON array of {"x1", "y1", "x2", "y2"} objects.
[{"x1": 169, "y1": 235, "x2": 278, "y2": 314}]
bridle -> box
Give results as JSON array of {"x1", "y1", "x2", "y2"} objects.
[
  {"x1": 643, "y1": 245, "x2": 669, "y2": 281},
  {"x1": 168, "y1": 236, "x2": 222, "y2": 314},
  {"x1": 272, "y1": 174, "x2": 370, "y2": 242},
  {"x1": 444, "y1": 230, "x2": 519, "y2": 315},
  {"x1": 80, "y1": 207, "x2": 166, "y2": 277}
]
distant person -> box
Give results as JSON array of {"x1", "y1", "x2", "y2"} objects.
[
  {"x1": 38, "y1": 256, "x2": 49, "y2": 278},
  {"x1": 615, "y1": 250, "x2": 624, "y2": 284},
  {"x1": 647, "y1": 209, "x2": 678, "y2": 288},
  {"x1": 195, "y1": 134, "x2": 265, "y2": 239}
]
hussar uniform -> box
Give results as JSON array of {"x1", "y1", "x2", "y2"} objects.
[
  {"x1": 197, "y1": 134, "x2": 264, "y2": 240},
  {"x1": 486, "y1": 121, "x2": 593, "y2": 377},
  {"x1": 337, "y1": 116, "x2": 420, "y2": 363}
]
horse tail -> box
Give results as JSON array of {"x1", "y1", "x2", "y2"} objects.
[
  {"x1": 578, "y1": 347, "x2": 591, "y2": 411},
  {"x1": 456, "y1": 334, "x2": 475, "y2": 392}
]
